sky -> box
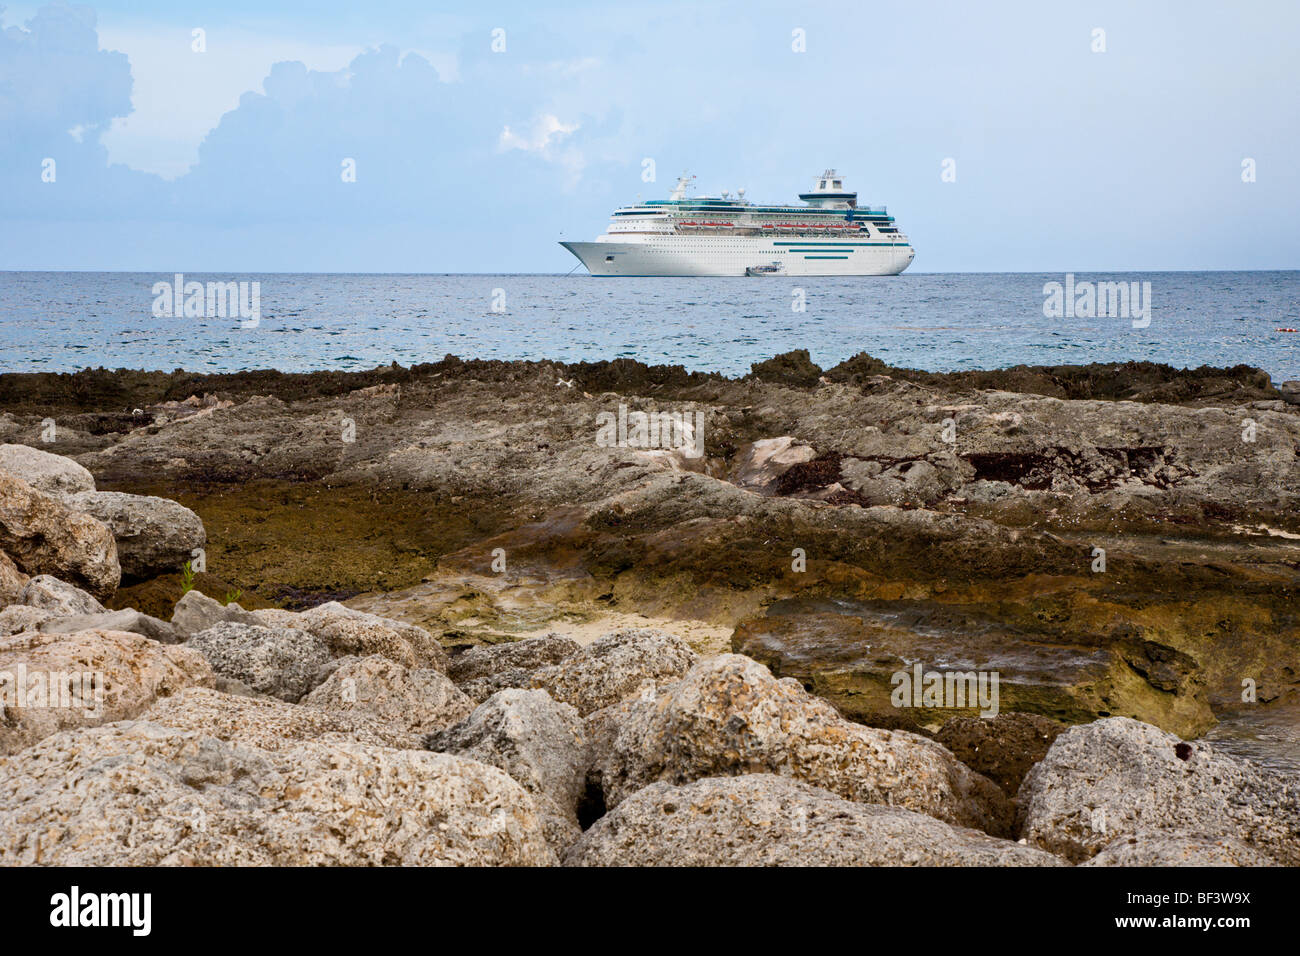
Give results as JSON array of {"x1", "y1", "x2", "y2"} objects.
[{"x1": 0, "y1": 0, "x2": 1297, "y2": 273}]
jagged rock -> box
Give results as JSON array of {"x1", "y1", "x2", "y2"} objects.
[
  {"x1": 171, "y1": 589, "x2": 262, "y2": 634},
  {"x1": 729, "y1": 437, "x2": 818, "y2": 493},
  {"x1": 0, "y1": 471, "x2": 120, "y2": 599},
  {"x1": 0, "y1": 605, "x2": 47, "y2": 637},
  {"x1": 935, "y1": 712, "x2": 1067, "y2": 796},
  {"x1": 447, "y1": 634, "x2": 581, "y2": 701},
  {"x1": 295, "y1": 602, "x2": 448, "y2": 671},
  {"x1": 301, "y1": 655, "x2": 473, "y2": 735},
  {"x1": 186, "y1": 622, "x2": 330, "y2": 703},
  {"x1": 1018, "y1": 716, "x2": 1300, "y2": 864},
  {"x1": 65, "y1": 490, "x2": 205, "y2": 581},
  {"x1": 0, "y1": 444, "x2": 95, "y2": 499},
  {"x1": 0, "y1": 721, "x2": 556, "y2": 865},
  {"x1": 589, "y1": 654, "x2": 1013, "y2": 836},
  {"x1": 42, "y1": 608, "x2": 183, "y2": 645},
  {"x1": 750, "y1": 350, "x2": 823, "y2": 387},
  {"x1": 530, "y1": 628, "x2": 699, "y2": 717},
  {"x1": 20, "y1": 574, "x2": 105, "y2": 616},
  {"x1": 427, "y1": 689, "x2": 587, "y2": 851},
  {"x1": 1082, "y1": 829, "x2": 1278, "y2": 867},
  {"x1": 0, "y1": 628, "x2": 213, "y2": 755},
  {"x1": 565, "y1": 775, "x2": 1061, "y2": 867},
  {"x1": 145, "y1": 686, "x2": 418, "y2": 751},
  {"x1": 250, "y1": 608, "x2": 302, "y2": 628},
  {"x1": 1279, "y1": 381, "x2": 1300, "y2": 406},
  {"x1": 0, "y1": 550, "x2": 27, "y2": 605}
]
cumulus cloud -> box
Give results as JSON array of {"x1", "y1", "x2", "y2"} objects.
[{"x1": 498, "y1": 113, "x2": 579, "y2": 153}]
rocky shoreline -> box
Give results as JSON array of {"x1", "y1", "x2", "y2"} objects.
[{"x1": 1, "y1": 352, "x2": 1297, "y2": 866}]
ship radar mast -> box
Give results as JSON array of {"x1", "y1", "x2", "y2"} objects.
[
  {"x1": 799, "y1": 169, "x2": 857, "y2": 209},
  {"x1": 669, "y1": 174, "x2": 696, "y2": 200}
]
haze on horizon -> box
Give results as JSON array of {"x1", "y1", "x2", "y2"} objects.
[{"x1": 1, "y1": 0, "x2": 1297, "y2": 273}]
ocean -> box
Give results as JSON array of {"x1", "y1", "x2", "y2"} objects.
[{"x1": 2, "y1": 270, "x2": 1297, "y2": 379}]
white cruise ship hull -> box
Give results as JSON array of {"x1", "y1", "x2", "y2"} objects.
[{"x1": 561, "y1": 238, "x2": 914, "y2": 277}]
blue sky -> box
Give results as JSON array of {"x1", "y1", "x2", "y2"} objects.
[{"x1": 1, "y1": 0, "x2": 1297, "y2": 272}]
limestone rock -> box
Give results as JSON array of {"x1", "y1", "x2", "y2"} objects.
[
  {"x1": 0, "y1": 444, "x2": 95, "y2": 499},
  {"x1": 297, "y1": 601, "x2": 448, "y2": 671},
  {"x1": 729, "y1": 437, "x2": 818, "y2": 493},
  {"x1": 0, "y1": 628, "x2": 213, "y2": 755},
  {"x1": 428, "y1": 689, "x2": 588, "y2": 847},
  {"x1": 1083, "y1": 829, "x2": 1278, "y2": 867},
  {"x1": 20, "y1": 574, "x2": 105, "y2": 616},
  {"x1": 42, "y1": 608, "x2": 183, "y2": 645},
  {"x1": 186, "y1": 622, "x2": 330, "y2": 702},
  {"x1": 302, "y1": 654, "x2": 473, "y2": 736},
  {"x1": 0, "y1": 605, "x2": 48, "y2": 637},
  {"x1": 1018, "y1": 716, "x2": 1300, "y2": 864},
  {"x1": 530, "y1": 628, "x2": 699, "y2": 717},
  {"x1": 447, "y1": 634, "x2": 580, "y2": 701},
  {"x1": 0, "y1": 721, "x2": 556, "y2": 865},
  {"x1": 590, "y1": 654, "x2": 1014, "y2": 836},
  {"x1": 65, "y1": 490, "x2": 205, "y2": 581},
  {"x1": 145, "y1": 686, "x2": 418, "y2": 751},
  {"x1": 0, "y1": 471, "x2": 120, "y2": 599},
  {"x1": 0, "y1": 550, "x2": 27, "y2": 606},
  {"x1": 566, "y1": 775, "x2": 1061, "y2": 866},
  {"x1": 171, "y1": 588, "x2": 262, "y2": 634}
]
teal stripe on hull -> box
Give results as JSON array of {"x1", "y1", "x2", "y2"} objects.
[{"x1": 774, "y1": 241, "x2": 909, "y2": 247}]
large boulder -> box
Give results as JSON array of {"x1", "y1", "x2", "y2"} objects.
[
  {"x1": 0, "y1": 550, "x2": 27, "y2": 606},
  {"x1": 42, "y1": 608, "x2": 183, "y2": 645},
  {"x1": 589, "y1": 654, "x2": 1013, "y2": 836},
  {"x1": 65, "y1": 490, "x2": 205, "y2": 581},
  {"x1": 171, "y1": 589, "x2": 262, "y2": 635},
  {"x1": 0, "y1": 471, "x2": 120, "y2": 599},
  {"x1": 0, "y1": 628, "x2": 214, "y2": 755},
  {"x1": 1018, "y1": 716, "x2": 1300, "y2": 864},
  {"x1": 1082, "y1": 829, "x2": 1279, "y2": 867},
  {"x1": 0, "y1": 721, "x2": 556, "y2": 865},
  {"x1": 565, "y1": 775, "x2": 1062, "y2": 867},
  {"x1": 428, "y1": 689, "x2": 588, "y2": 850},
  {"x1": 301, "y1": 655, "x2": 473, "y2": 736},
  {"x1": 294, "y1": 602, "x2": 448, "y2": 671},
  {"x1": 186, "y1": 622, "x2": 330, "y2": 702},
  {"x1": 530, "y1": 628, "x2": 699, "y2": 717},
  {"x1": 447, "y1": 634, "x2": 581, "y2": 702},
  {"x1": 20, "y1": 574, "x2": 105, "y2": 616},
  {"x1": 0, "y1": 444, "x2": 95, "y2": 499},
  {"x1": 145, "y1": 686, "x2": 419, "y2": 751},
  {"x1": 0, "y1": 606, "x2": 47, "y2": 637}
]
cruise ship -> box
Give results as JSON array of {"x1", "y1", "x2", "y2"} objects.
[{"x1": 560, "y1": 170, "x2": 915, "y2": 277}]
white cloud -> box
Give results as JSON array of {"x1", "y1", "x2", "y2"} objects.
[
  {"x1": 96, "y1": 25, "x2": 366, "y2": 179},
  {"x1": 498, "y1": 112, "x2": 579, "y2": 153}
]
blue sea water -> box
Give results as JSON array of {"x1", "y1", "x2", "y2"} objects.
[{"x1": 1, "y1": 270, "x2": 1297, "y2": 379}]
